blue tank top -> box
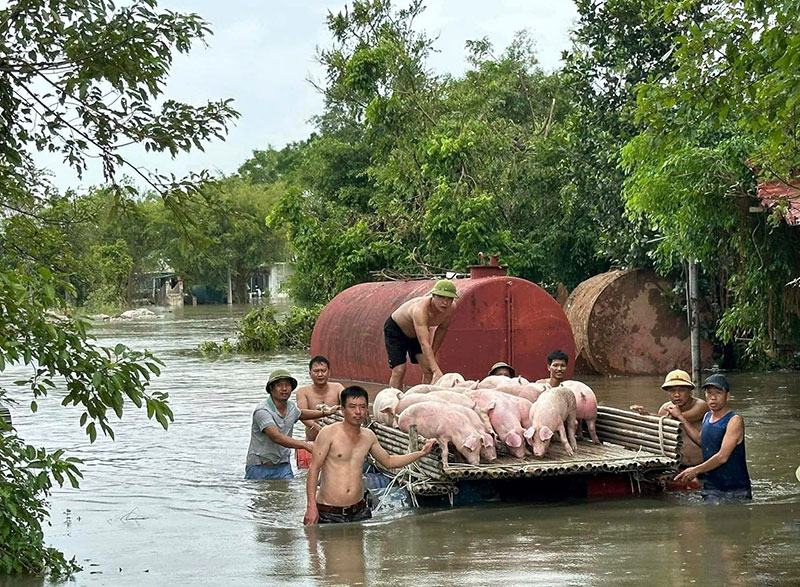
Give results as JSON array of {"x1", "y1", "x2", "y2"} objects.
[{"x1": 700, "y1": 411, "x2": 751, "y2": 491}]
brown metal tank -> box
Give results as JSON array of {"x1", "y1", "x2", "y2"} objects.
[
  {"x1": 311, "y1": 266, "x2": 575, "y2": 386},
  {"x1": 564, "y1": 269, "x2": 712, "y2": 376}
]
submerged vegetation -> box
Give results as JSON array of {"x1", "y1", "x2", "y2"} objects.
[{"x1": 198, "y1": 304, "x2": 323, "y2": 355}]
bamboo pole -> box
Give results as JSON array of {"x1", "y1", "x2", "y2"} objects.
[
  {"x1": 598, "y1": 406, "x2": 681, "y2": 426},
  {"x1": 596, "y1": 412, "x2": 681, "y2": 433},
  {"x1": 597, "y1": 433, "x2": 678, "y2": 456},
  {"x1": 595, "y1": 423, "x2": 681, "y2": 445}
]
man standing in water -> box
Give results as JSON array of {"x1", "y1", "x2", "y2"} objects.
[
  {"x1": 630, "y1": 369, "x2": 709, "y2": 467},
  {"x1": 245, "y1": 369, "x2": 339, "y2": 480},
  {"x1": 296, "y1": 356, "x2": 345, "y2": 441},
  {"x1": 536, "y1": 349, "x2": 570, "y2": 388},
  {"x1": 384, "y1": 279, "x2": 458, "y2": 390},
  {"x1": 304, "y1": 386, "x2": 435, "y2": 524},
  {"x1": 670, "y1": 374, "x2": 752, "y2": 502}
]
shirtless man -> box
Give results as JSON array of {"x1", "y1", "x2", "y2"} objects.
[
  {"x1": 304, "y1": 386, "x2": 435, "y2": 524},
  {"x1": 536, "y1": 349, "x2": 569, "y2": 388},
  {"x1": 384, "y1": 279, "x2": 458, "y2": 390},
  {"x1": 630, "y1": 369, "x2": 709, "y2": 467},
  {"x1": 296, "y1": 356, "x2": 345, "y2": 441}
]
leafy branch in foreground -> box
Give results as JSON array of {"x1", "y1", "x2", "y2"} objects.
[{"x1": 0, "y1": 268, "x2": 172, "y2": 576}]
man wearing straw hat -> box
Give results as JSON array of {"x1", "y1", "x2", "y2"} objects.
[
  {"x1": 383, "y1": 279, "x2": 458, "y2": 390},
  {"x1": 630, "y1": 369, "x2": 709, "y2": 467},
  {"x1": 245, "y1": 369, "x2": 340, "y2": 480}
]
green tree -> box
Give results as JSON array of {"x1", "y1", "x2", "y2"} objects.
[
  {"x1": 0, "y1": 0, "x2": 236, "y2": 576},
  {"x1": 622, "y1": 0, "x2": 800, "y2": 364},
  {"x1": 163, "y1": 176, "x2": 287, "y2": 303}
]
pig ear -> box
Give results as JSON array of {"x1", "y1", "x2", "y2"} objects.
[
  {"x1": 486, "y1": 401, "x2": 496, "y2": 413},
  {"x1": 463, "y1": 435, "x2": 479, "y2": 451},
  {"x1": 524, "y1": 426, "x2": 536, "y2": 440},
  {"x1": 506, "y1": 433, "x2": 522, "y2": 448},
  {"x1": 481, "y1": 432, "x2": 494, "y2": 447},
  {"x1": 540, "y1": 426, "x2": 554, "y2": 441},
  {"x1": 380, "y1": 406, "x2": 394, "y2": 414}
]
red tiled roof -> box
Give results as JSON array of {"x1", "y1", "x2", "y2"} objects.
[{"x1": 758, "y1": 181, "x2": 800, "y2": 226}]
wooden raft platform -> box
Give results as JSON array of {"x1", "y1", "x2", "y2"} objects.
[{"x1": 320, "y1": 406, "x2": 682, "y2": 494}]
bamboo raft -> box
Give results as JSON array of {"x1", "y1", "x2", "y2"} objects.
[{"x1": 320, "y1": 406, "x2": 682, "y2": 495}]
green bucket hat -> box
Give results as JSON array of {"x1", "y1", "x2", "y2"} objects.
[
  {"x1": 429, "y1": 279, "x2": 459, "y2": 298},
  {"x1": 266, "y1": 369, "x2": 298, "y2": 392}
]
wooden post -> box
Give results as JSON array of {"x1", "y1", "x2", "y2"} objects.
[
  {"x1": 227, "y1": 266, "x2": 233, "y2": 306},
  {"x1": 408, "y1": 424, "x2": 419, "y2": 452},
  {"x1": 688, "y1": 260, "x2": 701, "y2": 390}
]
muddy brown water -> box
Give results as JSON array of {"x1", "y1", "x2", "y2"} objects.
[{"x1": 1, "y1": 305, "x2": 799, "y2": 586}]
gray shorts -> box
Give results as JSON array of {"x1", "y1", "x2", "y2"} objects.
[{"x1": 701, "y1": 485, "x2": 752, "y2": 503}]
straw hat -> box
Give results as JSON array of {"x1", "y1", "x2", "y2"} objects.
[
  {"x1": 661, "y1": 369, "x2": 694, "y2": 390},
  {"x1": 488, "y1": 361, "x2": 515, "y2": 377}
]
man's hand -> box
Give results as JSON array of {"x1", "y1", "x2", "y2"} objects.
[
  {"x1": 323, "y1": 405, "x2": 341, "y2": 416},
  {"x1": 665, "y1": 404, "x2": 683, "y2": 420},
  {"x1": 302, "y1": 441, "x2": 314, "y2": 452},
  {"x1": 420, "y1": 438, "x2": 436, "y2": 455},
  {"x1": 303, "y1": 503, "x2": 319, "y2": 525},
  {"x1": 674, "y1": 466, "x2": 698, "y2": 483},
  {"x1": 431, "y1": 368, "x2": 444, "y2": 384},
  {"x1": 629, "y1": 404, "x2": 648, "y2": 415}
]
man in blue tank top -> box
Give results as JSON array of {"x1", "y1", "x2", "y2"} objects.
[{"x1": 668, "y1": 374, "x2": 752, "y2": 502}]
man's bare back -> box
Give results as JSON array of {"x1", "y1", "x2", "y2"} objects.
[{"x1": 391, "y1": 295, "x2": 455, "y2": 339}]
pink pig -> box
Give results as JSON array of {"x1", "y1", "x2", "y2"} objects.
[
  {"x1": 498, "y1": 392, "x2": 534, "y2": 428},
  {"x1": 404, "y1": 384, "x2": 441, "y2": 394},
  {"x1": 560, "y1": 380, "x2": 600, "y2": 444},
  {"x1": 467, "y1": 390, "x2": 528, "y2": 459},
  {"x1": 434, "y1": 372, "x2": 466, "y2": 388},
  {"x1": 372, "y1": 387, "x2": 403, "y2": 426},
  {"x1": 524, "y1": 387, "x2": 578, "y2": 457},
  {"x1": 496, "y1": 383, "x2": 544, "y2": 404},
  {"x1": 397, "y1": 402, "x2": 484, "y2": 466}
]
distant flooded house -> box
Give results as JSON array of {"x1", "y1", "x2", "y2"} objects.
[
  {"x1": 249, "y1": 262, "x2": 293, "y2": 302},
  {"x1": 131, "y1": 268, "x2": 184, "y2": 307}
]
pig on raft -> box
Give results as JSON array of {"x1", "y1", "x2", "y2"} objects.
[{"x1": 372, "y1": 372, "x2": 599, "y2": 464}]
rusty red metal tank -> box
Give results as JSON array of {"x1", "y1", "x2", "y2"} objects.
[
  {"x1": 311, "y1": 264, "x2": 575, "y2": 386},
  {"x1": 564, "y1": 269, "x2": 712, "y2": 376}
]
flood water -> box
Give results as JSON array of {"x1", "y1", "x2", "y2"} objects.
[{"x1": 2, "y1": 305, "x2": 800, "y2": 586}]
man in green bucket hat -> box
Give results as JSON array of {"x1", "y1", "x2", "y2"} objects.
[
  {"x1": 245, "y1": 368, "x2": 340, "y2": 480},
  {"x1": 384, "y1": 278, "x2": 458, "y2": 390}
]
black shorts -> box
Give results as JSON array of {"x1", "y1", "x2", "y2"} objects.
[
  {"x1": 317, "y1": 499, "x2": 372, "y2": 524},
  {"x1": 384, "y1": 316, "x2": 422, "y2": 368}
]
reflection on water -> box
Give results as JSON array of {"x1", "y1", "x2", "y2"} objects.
[{"x1": 1, "y1": 305, "x2": 799, "y2": 586}]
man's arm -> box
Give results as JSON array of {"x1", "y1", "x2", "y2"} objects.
[
  {"x1": 412, "y1": 308, "x2": 443, "y2": 380},
  {"x1": 264, "y1": 425, "x2": 313, "y2": 452},
  {"x1": 674, "y1": 415, "x2": 744, "y2": 483},
  {"x1": 666, "y1": 404, "x2": 702, "y2": 447},
  {"x1": 368, "y1": 432, "x2": 436, "y2": 469},
  {"x1": 299, "y1": 405, "x2": 340, "y2": 421},
  {"x1": 295, "y1": 387, "x2": 318, "y2": 433},
  {"x1": 304, "y1": 427, "x2": 333, "y2": 525},
  {"x1": 430, "y1": 309, "x2": 454, "y2": 354}
]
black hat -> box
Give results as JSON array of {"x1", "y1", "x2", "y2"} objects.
[{"x1": 701, "y1": 373, "x2": 729, "y2": 393}]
